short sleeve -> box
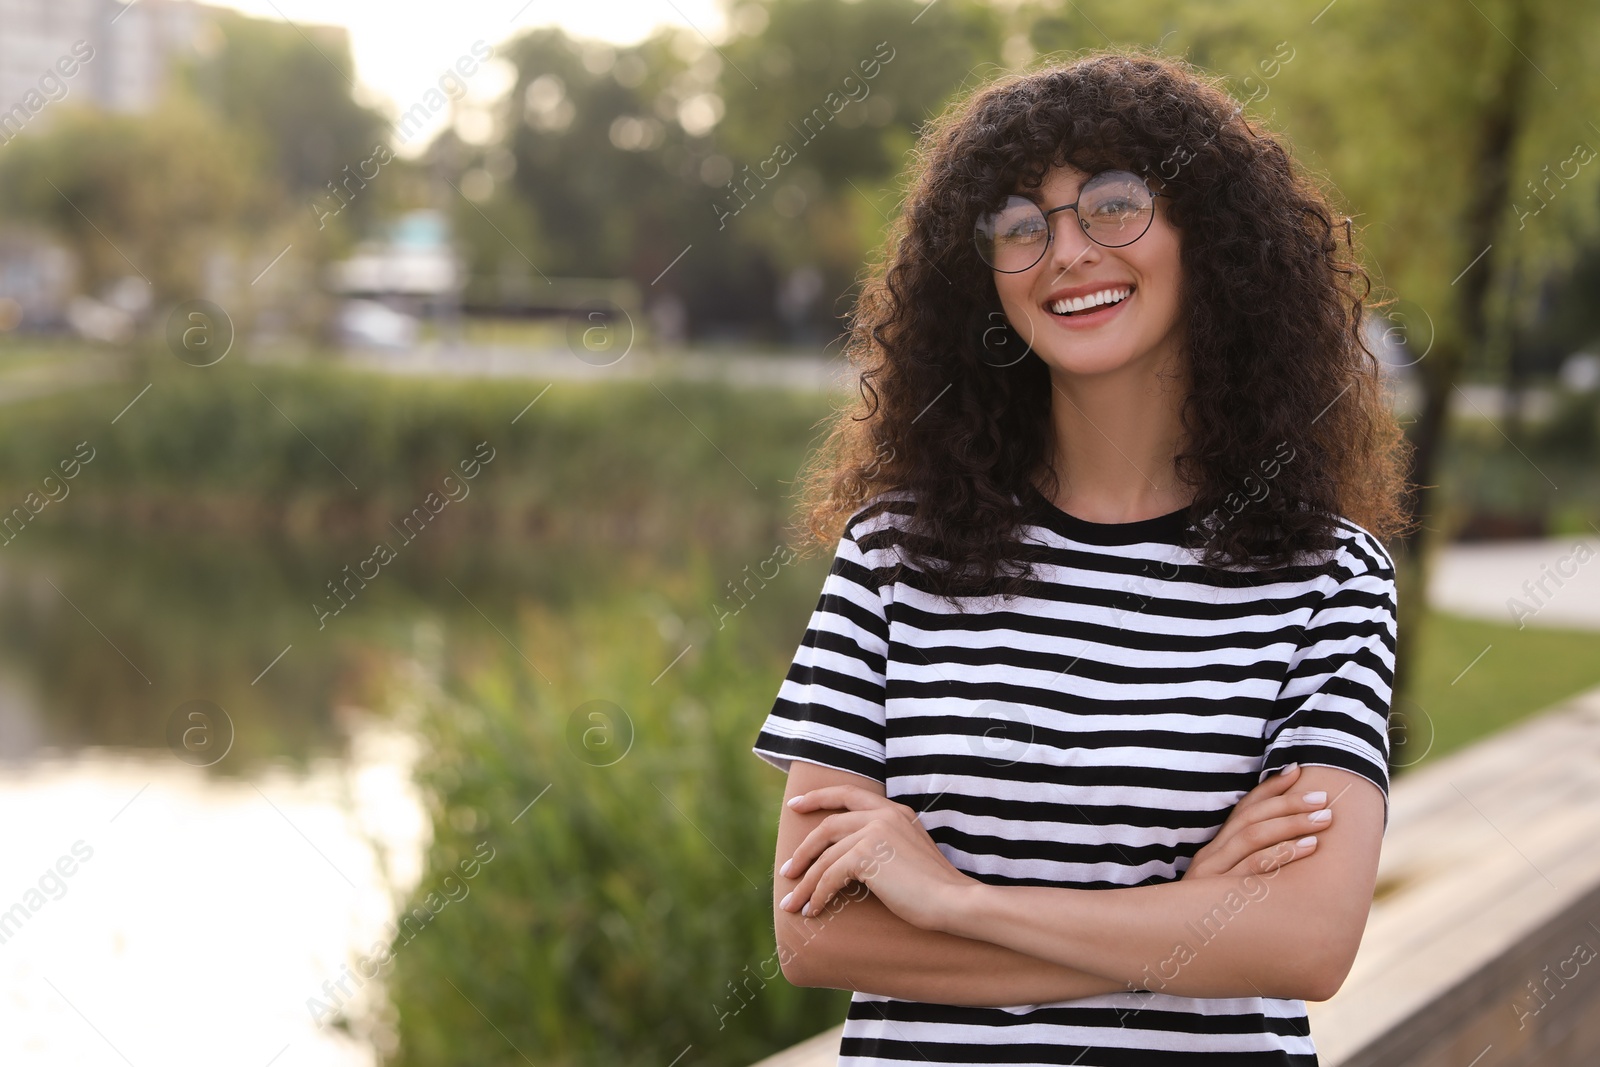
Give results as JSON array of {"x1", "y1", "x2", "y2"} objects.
[
  {"x1": 751, "y1": 510, "x2": 892, "y2": 783},
  {"x1": 1258, "y1": 527, "x2": 1397, "y2": 831}
]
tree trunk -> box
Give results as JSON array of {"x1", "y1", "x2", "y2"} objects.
[{"x1": 1389, "y1": 0, "x2": 1533, "y2": 774}]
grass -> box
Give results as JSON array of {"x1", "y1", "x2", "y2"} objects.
[{"x1": 1404, "y1": 608, "x2": 1600, "y2": 769}]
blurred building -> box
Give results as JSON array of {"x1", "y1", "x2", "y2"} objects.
[
  {"x1": 329, "y1": 211, "x2": 463, "y2": 304},
  {"x1": 0, "y1": 0, "x2": 201, "y2": 121},
  {"x1": 0, "y1": 230, "x2": 72, "y2": 328},
  {"x1": 327, "y1": 211, "x2": 464, "y2": 347},
  {"x1": 1, "y1": 0, "x2": 352, "y2": 128}
]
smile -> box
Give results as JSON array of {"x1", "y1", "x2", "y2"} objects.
[{"x1": 1043, "y1": 285, "x2": 1134, "y2": 325}]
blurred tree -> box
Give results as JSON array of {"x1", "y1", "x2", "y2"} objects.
[
  {"x1": 1518, "y1": 240, "x2": 1600, "y2": 365},
  {"x1": 175, "y1": 9, "x2": 393, "y2": 233},
  {"x1": 171, "y1": 6, "x2": 411, "y2": 346},
  {"x1": 710, "y1": 0, "x2": 1009, "y2": 340},
  {"x1": 0, "y1": 98, "x2": 258, "y2": 311},
  {"x1": 1241, "y1": 0, "x2": 1600, "y2": 766},
  {"x1": 0, "y1": 7, "x2": 405, "y2": 340},
  {"x1": 454, "y1": 0, "x2": 1014, "y2": 342}
]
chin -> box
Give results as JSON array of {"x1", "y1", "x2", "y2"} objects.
[{"x1": 1034, "y1": 342, "x2": 1143, "y2": 378}]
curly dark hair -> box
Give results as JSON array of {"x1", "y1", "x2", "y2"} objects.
[{"x1": 789, "y1": 45, "x2": 1414, "y2": 600}]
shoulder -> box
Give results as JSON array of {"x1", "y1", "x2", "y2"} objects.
[
  {"x1": 832, "y1": 490, "x2": 919, "y2": 598},
  {"x1": 1322, "y1": 514, "x2": 1398, "y2": 586},
  {"x1": 841, "y1": 488, "x2": 917, "y2": 549},
  {"x1": 1292, "y1": 514, "x2": 1400, "y2": 638}
]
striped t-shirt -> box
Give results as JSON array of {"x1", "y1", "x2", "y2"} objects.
[{"x1": 752, "y1": 485, "x2": 1395, "y2": 1066}]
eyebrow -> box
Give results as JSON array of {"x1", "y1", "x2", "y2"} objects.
[{"x1": 1013, "y1": 178, "x2": 1090, "y2": 206}]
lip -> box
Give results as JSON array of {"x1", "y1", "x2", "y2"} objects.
[{"x1": 1042, "y1": 286, "x2": 1134, "y2": 329}]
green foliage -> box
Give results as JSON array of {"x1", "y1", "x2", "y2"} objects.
[
  {"x1": 0, "y1": 358, "x2": 835, "y2": 552},
  {"x1": 1435, "y1": 402, "x2": 1600, "y2": 535},
  {"x1": 0, "y1": 98, "x2": 257, "y2": 303},
  {"x1": 375, "y1": 539, "x2": 847, "y2": 1067},
  {"x1": 0, "y1": 6, "x2": 395, "y2": 332},
  {"x1": 177, "y1": 11, "x2": 389, "y2": 207},
  {"x1": 448, "y1": 0, "x2": 1018, "y2": 340}
]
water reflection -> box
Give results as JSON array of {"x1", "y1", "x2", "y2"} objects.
[
  {"x1": 0, "y1": 518, "x2": 841, "y2": 1065},
  {"x1": 0, "y1": 533, "x2": 448, "y2": 1067},
  {"x1": 0, "y1": 713, "x2": 425, "y2": 1066}
]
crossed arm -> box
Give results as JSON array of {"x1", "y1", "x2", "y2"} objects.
[{"x1": 770, "y1": 758, "x2": 1385, "y2": 1004}]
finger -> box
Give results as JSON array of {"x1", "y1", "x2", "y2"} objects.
[
  {"x1": 1227, "y1": 834, "x2": 1318, "y2": 877},
  {"x1": 1212, "y1": 807, "x2": 1335, "y2": 869},
  {"x1": 1219, "y1": 789, "x2": 1331, "y2": 839},
  {"x1": 780, "y1": 810, "x2": 877, "y2": 881},
  {"x1": 787, "y1": 785, "x2": 907, "y2": 815},
  {"x1": 799, "y1": 839, "x2": 881, "y2": 918},
  {"x1": 1234, "y1": 763, "x2": 1302, "y2": 813},
  {"x1": 781, "y1": 832, "x2": 866, "y2": 915},
  {"x1": 1206, "y1": 787, "x2": 1329, "y2": 857}
]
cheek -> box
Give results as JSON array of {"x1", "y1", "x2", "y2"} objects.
[{"x1": 993, "y1": 277, "x2": 1037, "y2": 323}]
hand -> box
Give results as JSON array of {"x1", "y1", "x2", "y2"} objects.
[
  {"x1": 1183, "y1": 763, "x2": 1333, "y2": 880},
  {"x1": 776, "y1": 785, "x2": 977, "y2": 932}
]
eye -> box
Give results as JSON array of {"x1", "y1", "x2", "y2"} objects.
[
  {"x1": 989, "y1": 203, "x2": 1046, "y2": 243},
  {"x1": 1089, "y1": 196, "x2": 1140, "y2": 218},
  {"x1": 1002, "y1": 215, "x2": 1046, "y2": 239}
]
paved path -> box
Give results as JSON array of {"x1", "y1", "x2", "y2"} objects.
[{"x1": 1430, "y1": 534, "x2": 1600, "y2": 630}]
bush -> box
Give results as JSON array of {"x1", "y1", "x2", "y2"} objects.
[{"x1": 370, "y1": 565, "x2": 850, "y2": 1067}]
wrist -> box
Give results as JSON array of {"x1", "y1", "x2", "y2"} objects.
[{"x1": 930, "y1": 878, "x2": 992, "y2": 938}]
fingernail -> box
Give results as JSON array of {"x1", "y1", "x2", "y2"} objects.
[
  {"x1": 1302, "y1": 791, "x2": 1327, "y2": 805},
  {"x1": 787, "y1": 796, "x2": 804, "y2": 809},
  {"x1": 1309, "y1": 808, "x2": 1332, "y2": 824},
  {"x1": 780, "y1": 891, "x2": 793, "y2": 909},
  {"x1": 1279, "y1": 762, "x2": 1299, "y2": 775},
  {"x1": 1296, "y1": 836, "x2": 1317, "y2": 847},
  {"x1": 779, "y1": 859, "x2": 792, "y2": 878},
  {"x1": 801, "y1": 901, "x2": 812, "y2": 917}
]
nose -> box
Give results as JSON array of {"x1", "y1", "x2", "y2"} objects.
[{"x1": 1044, "y1": 211, "x2": 1100, "y2": 275}]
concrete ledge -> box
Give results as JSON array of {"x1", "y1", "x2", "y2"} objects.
[
  {"x1": 748, "y1": 1023, "x2": 846, "y2": 1067},
  {"x1": 749, "y1": 684, "x2": 1600, "y2": 1066},
  {"x1": 1308, "y1": 682, "x2": 1600, "y2": 1066}
]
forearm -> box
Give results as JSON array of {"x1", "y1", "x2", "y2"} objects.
[
  {"x1": 938, "y1": 866, "x2": 1357, "y2": 1001},
  {"x1": 779, "y1": 885, "x2": 1130, "y2": 1006}
]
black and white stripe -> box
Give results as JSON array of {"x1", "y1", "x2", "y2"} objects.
[{"x1": 753, "y1": 487, "x2": 1396, "y2": 1065}]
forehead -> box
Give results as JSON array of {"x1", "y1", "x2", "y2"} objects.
[{"x1": 1015, "y1": 161, "x2": 1100, "y2": 199}]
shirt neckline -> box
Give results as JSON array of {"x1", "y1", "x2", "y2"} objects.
[{"x1": 1017, "y1": 482, "x2": 1194, "y2": 546}]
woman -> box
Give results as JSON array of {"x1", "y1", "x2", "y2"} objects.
[{"x1": 750, "y1": 48, "x2": 1412, "y2": 1065}]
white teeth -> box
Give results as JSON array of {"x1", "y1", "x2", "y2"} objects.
[{"x1": 1049, "y1": 287, "x2": 1131, "y2": 315}]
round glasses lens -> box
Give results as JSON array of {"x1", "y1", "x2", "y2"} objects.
[
  {"x1": 975, "y1": 196, "x2": 1049, "y2": 272},
  {"x1": 1078, "y1": 171, "x2": 1155, "y2": 248}
]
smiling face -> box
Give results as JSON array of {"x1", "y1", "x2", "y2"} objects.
[{"x1": 991, "y1": 162, "x2": 1186, "y2": 380}]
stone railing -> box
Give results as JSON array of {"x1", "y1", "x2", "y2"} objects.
[{"x1": 748, "y1": 684, "x2": 1600, "y2": 1067}]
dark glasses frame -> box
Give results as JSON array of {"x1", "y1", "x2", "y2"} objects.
[{"x1": 975, "y1": 170, "x2": 1170, "y2": 273}]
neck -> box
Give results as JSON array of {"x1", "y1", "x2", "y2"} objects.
[{"x1": 1034, "y1": 354, "x2": 1192, "y2": 524}]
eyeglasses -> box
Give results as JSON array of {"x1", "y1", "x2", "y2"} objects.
[{"x1": 974, "y1": 170, "x2": 1166, "y2": 273}]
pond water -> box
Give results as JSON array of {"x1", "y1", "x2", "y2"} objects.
[
  {"x1": 0, "y1": 531, "x2": 494, "y2": 1066},
  {"x1": 0, "y1": 725, "x2": 423, "y2": 1066},
  {"x1": 0, "y1": 518, "x2": 826, "y2": 1066}
]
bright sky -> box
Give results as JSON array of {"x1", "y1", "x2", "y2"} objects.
[{"x1": 208, "y1": 0, "x2": 729, "y2": 147}]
